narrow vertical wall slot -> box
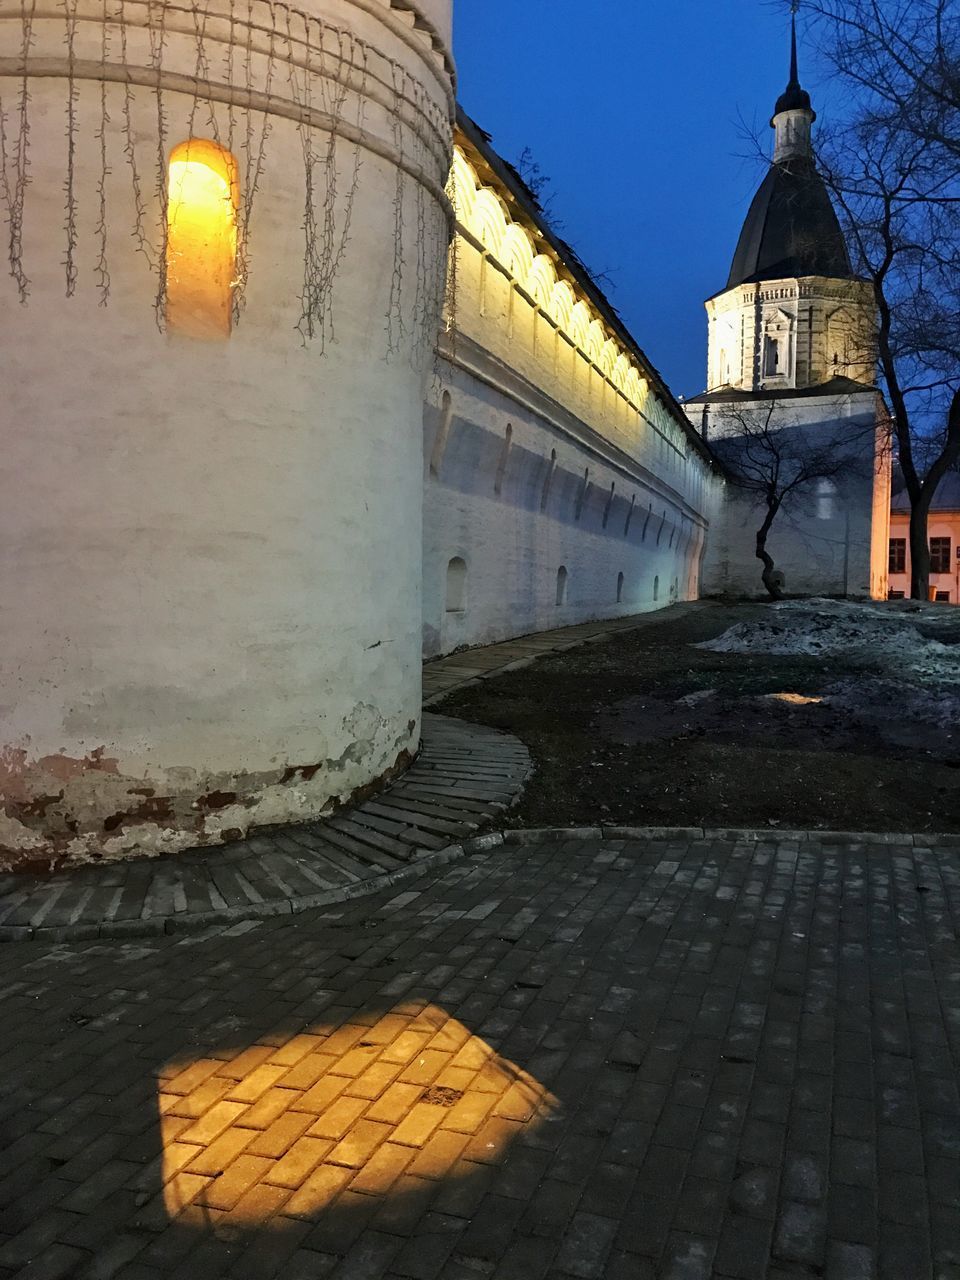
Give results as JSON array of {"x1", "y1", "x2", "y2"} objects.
[
  {"x1": 541, "y1": 449, "x2": 557, "y2": 512},
  {"x1": 556, "y1": 565, "x2": 568, "y2": 606},
  {"x1": 166, "y1": 139, "x2": 239, "y2": 339},
  {"x1": 494, "y1": 423, "x2": 513, "y2": 495},
  {"x1": 603, "y1": 481, "x2": 616, "y2": 529},
  {"x1": 575, "y1": 468, "x2": 590, "y2": 521},
  {"x1": 430, "y1": 392, "x2": 453, "y2": 478},
  {"x1": 446, "y1": 557, "x2": 467, "y2": 612},
  {"x1": 624, "y1": 494, "x2": 636, "y2": 537}
]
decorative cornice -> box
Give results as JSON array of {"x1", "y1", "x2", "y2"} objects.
[{"x1": 0, "y1": 56, "x2": 454, "y2": 215}]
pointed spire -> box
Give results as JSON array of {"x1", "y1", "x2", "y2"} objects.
[
  {"x1": 789, "y1": 11, "x2": 799, "y2": 88},
  {"x1": 772, "y1": 6, "x2": 815, "y2": 159}
]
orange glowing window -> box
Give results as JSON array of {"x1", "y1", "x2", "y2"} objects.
[{"x1": 166, "y1": 139, "x2": 238, "y2": 338}]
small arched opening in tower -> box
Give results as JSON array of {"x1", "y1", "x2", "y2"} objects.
[{"x1": 166, "y1": 139, "x2": 239, "y2": 339}]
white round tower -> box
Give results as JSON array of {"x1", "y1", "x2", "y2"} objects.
[{"x1": 0, "y1": 0, "x2": 455, "y2": 868}]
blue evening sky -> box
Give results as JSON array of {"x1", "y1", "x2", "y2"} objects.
[{"x1": 453, "y1": 1, "x2": 833, "y2": 399}]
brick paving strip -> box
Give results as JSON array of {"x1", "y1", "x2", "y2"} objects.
[
  {"x1": 421, "y1": 603, "x2": 707, "y2": 707},
  {"x1": 0, "y1": 716, "x2": 530, "y2": 945},
  {"x1": 0, "y1": 605, "x2": 705, "y2": 946},
  {"x1": 1, "y1": 829, "x2": 958, "y2": 1279}
]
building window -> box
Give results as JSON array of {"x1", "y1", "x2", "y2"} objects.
[
  {"x1": 166, "y1": 139, "x2": 239, "y2": 338},
  {"x1": 556, "y1": 565, "x2": 568, "y2": 606},
  {"x1": 888, "y1": 590, "x2": 905, "y2": 600},
  {"x1": 763, "y1": 335, "x2": 780, "y2": 377},
  {"x1": 816, "y1": 480, "x2": 836, "y2": 520},
  {"x1": 653, "y1": 574, "x2": 659, "y2": 601},
  {"x1": 935, "y1": 590, "x2": 951, "y2": 602},
  {"x1": 445, "y1": 557, "x2": 466, "y2": 612},
  {"x1": 888, "y1": 538, "x2": 906, "y2": 574},
  {"x1": 931, "y1": 537, "x2": 952, "y2": 574},
  {"x1": 617, "y1": 572, "x2": 625, "y2": 603}
]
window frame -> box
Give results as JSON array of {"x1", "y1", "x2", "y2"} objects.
[{"x1": 930, "y1": 537, "x2": 952, "y2": 574}]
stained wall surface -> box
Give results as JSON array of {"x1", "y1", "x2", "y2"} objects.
[{"x1": 422, "y1": 140, "x2": 723, "y2": 658}]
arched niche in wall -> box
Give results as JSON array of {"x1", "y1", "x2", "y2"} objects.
[
  {"x1": 548, "y1": 281, "x2": 575, "y2": 331},
  {"x1": 472, "y1": 188, "x2": 509, "y2": 256},
  {"x1": 556, "y1": 565, "x2": 568, "y2": 607},
  {"x1": 429, "y1": 392, "x2": 454, "y2": 478},
  {"x1": 568, "y1": 301, "x2": 591, "y2": 350},
  {"x1": 527, "y1": 255, "x2": 558, "y2": 309},
  {"x1": 617, "y1": 571, "x2": 625, "y2": 603},
  {"x1": 166, "y1": 138, "x2": 239, "y2": 339},
  {"x1": 446, "y1": 557, "x2": 467, "y2": 613},
  {"x1": 501, "y1": 224, "x2": 535, "y2": 282},
  {"x1": 584, "y1": 320, "x2": 605, "y2": 365}
]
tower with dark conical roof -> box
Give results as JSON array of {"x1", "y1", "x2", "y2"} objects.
[
  {"x1": 684, "y1": 17, "x2": 891, "y2": 603},
  {"x1": 696, "y1": 16, "x2": 875, "y2": 397}
]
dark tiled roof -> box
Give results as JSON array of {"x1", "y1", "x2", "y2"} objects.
[
  {"x1": 892, "y1": 470, "x2": 960, "y2": 512},
  {"x1": 725, "y1": 156, "x2": 855, "y2": 291},
  {"x1": 683, "y1": 376, "x2": 876, "y2": 406}
]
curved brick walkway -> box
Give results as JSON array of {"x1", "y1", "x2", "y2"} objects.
[
  {"x1": 0, "y1": 604, "x2": 706, "y2": 945},
  {"x1": 0, "y1": 716, "x2": 530, "y2": 944}
]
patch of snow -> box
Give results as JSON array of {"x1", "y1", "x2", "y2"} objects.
[
  {"x1": 677, "y1": 688, "x2": 717, "y2": 705},
  {"x1": 700, "y1": 598, "x2": 960, "y2": 687}
]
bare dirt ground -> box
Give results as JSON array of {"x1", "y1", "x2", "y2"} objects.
[{"x1": 435, "y1": 600, "x2": 960, "y2": 833}]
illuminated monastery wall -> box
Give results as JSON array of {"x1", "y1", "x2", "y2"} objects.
[
  {"x1": 422, "y1": 139, "x2": 723, "y2": 658},
  {"x1": 0, "y1": 0, "x2": 454, "y2": 868}
]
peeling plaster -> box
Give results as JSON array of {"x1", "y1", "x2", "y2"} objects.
[{"x1": 0, "y1": 709, "x2": 419, "y2": 874}]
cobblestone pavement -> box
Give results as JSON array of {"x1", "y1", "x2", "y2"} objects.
[
  {"x1": 0, "y1": 717, "x2": 530, "y2": 944},
  {"x1": 421, "y1": 603, "x2": 706, "y2": 707},
  {"x1": 2, "y1": 830, "x2": 959, "y2": 1279}
]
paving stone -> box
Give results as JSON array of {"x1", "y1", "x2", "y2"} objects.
[
  {"x1": 825, "y1": 1240, "x2": 874, "y2": 1280},
  {"x1": 555, "y1": 1212, "x2": 618, "y2": 1278},
  {"x1": 713, "y1": 1213, "x2": 774, "y2": 1280},
  {"x1": 773, "y1": 1201, "x2": 827, "y2": 1268}
]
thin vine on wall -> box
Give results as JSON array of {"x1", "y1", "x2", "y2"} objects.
[{"x1": 0, "y1": 0, "x2": 453, "y2": 357}]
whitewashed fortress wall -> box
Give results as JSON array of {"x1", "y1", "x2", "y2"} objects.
[
  {"x1": 698, "y1": 393, "x2": 891, "y2": 599},
  {"x1": 422, "y1": 129, "x2": 723, "y2": 658},
  {"x1": 0, "y1": 0, "x2": 454, "y2": 868}
]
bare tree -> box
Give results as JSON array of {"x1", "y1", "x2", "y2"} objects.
[
  {"x1": 710, "y1": 401, "x2": 875, "y2": 599},
  {"x1": 798, "y1": 0, "x2": 960, "y2": 597}
]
